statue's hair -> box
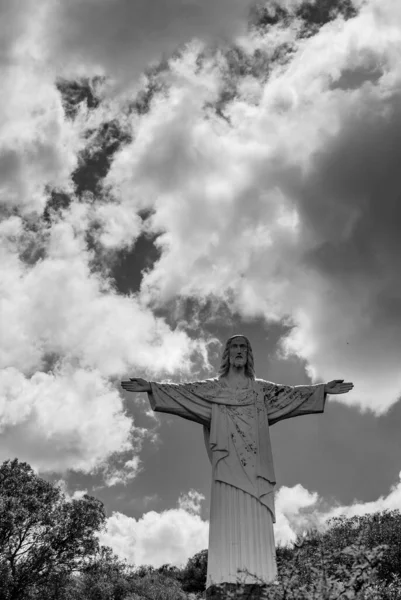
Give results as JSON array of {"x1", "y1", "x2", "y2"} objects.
[{"x1": 218, "y1": 335, "x2": 255, "y2": 380}]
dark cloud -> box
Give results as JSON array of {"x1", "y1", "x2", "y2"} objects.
[
  {"x1": 292, "y1": 89, "x2": 401, "y2": 339},
  {"x1": 48, "y1": 0, "x2": 253, "y2": 85},
  {"x1": 0, "y1": 1, "x2": 33, "y2": 65}
]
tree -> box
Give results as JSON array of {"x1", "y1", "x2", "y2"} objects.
[
  {"x1": 180, "y1": 549, "x2": 208, "y2": 594},
  {"x1": 0, "y1": 459, "x2": 106, "y2": 600},
  {"x1": 325, "y1": 510, "x2": 401, "y2": 584},
  {"x1": 69, "y1": 545, "x2": 133, "y2": 600},
  {"x1": 156, "y1": 563, "x2": 182, "y2": 582},
  {"x1": 275, "y1": 509, "x2": 401, "y2": 595}
]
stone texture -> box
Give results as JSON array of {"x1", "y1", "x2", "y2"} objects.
[{"x1": 206, "y1": 481, "x2": 277, "y2": 589}]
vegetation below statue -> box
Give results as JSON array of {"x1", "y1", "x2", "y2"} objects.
[{"x1": 1, "y1": 458, "x2": 401, "y2": 599}]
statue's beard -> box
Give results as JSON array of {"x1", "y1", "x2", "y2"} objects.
[{"x1": 231, "y1": 357, "x2": 246, "y2": 365}]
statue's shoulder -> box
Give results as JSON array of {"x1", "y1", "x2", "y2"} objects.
[
  {"x1": 192, "y1": 377, "x2": 220, "y2": 384},
  {"x1": 184, "y1": 377, "x2": 221, "y2": 389},
  {"x1": 254, "y1": 378, "x2": 275, "y2": 393},
  {"x1": 181, "y1": 378, "x2": 221, "y2": 400}
]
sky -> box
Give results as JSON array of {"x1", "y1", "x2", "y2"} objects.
[{"x1": 1, "y1": 0, "x2": 401, "y2": 571}]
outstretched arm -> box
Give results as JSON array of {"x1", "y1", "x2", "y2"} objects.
[
  {"x1": 121, "y1": 376, "x2": 215, "y2": 427},
  {"x1": 264, "y1": 378, "x2": 353, "y2": 425}
]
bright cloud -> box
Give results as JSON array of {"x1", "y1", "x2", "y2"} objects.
[
  {"x1": 99, "y1": 490, "x2": 209, "y2": 568},
  {"x1": 0, "y1": 1, "x2": 83, "y2": 215},
  {"x1": 101, "y1": 0, "x2": 401, "y2": 414},
  {"x1": 0, "y1": 202, "x2": 209, "y2": 474},
  {"x1": 100, "y1": 474, "x2": 401, "y2": 567},
  {"x1": 0, "y1": 206, "x2": 205, "y2": 379},
  {"x1": 0, "y1": 64, "x2": 80, "y2": 214},
  {"x1": 0, "y1": 366, "x2": 133, "y2": 474},
  {"x1": 274, "y1": 471, "x2": 401, "y2": 546},
  {"x1": 2, "y1": 0, "x2": 401, "y2": 493}
]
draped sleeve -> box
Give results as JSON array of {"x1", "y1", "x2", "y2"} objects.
[
  {"x1": 259, "y1": 380, "x2": 327, "y2": 425},
  {"x1": 147, "y1": 379, "x2": 218, "y2": 427}
]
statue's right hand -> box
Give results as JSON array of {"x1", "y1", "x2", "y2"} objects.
[{"x1": 121, "y1": 378, "x2": 151, "y2": 393}]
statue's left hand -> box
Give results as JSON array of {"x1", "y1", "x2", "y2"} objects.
[
  {"x1": 324, "y1": 380, "x2": 354, "y2": 394},
  {"x1": 121, "y1": 378, "x2": 151, "y2": 393}
]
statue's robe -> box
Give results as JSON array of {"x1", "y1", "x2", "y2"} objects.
[{"x1": 148, "y1": 377, "x2": 326, "y2": 589}]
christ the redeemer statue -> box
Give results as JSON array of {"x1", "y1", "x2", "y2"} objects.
[{"x1": 121, "y1": 335, "x2": 353, "y2": 598}]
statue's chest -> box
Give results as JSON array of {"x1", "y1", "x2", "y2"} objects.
[{"x1": 226, "y1": 402, "x2": 258, "y2": 467}]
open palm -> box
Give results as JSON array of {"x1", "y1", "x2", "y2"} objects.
[
  {"x1": 325, "y1": 379, "x2": 354, "y2": 394},
  {"x1": 121, "y1": 378, "x2": 151, "y2": 393}
]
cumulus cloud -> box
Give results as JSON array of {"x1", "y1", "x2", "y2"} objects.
[
  {"x1": 99, "y1": 474, "x2": 401, "y2": 567},
  {"x1": 102, "y1": 0, "x2": 401, "y2": 413},
  {"x1": 102, "y1": 457, "x2": 143, "y2": 487},
  {"x1": 0, "y1": 204, "x2": 207, "y2": 379},
  {"x1": 0, "y1": 200, "x2": 209, "y2": 474},
  {"x1": 274, "y1": 472, "x2": 401, "y2": 546},
  {"x1": 0, "y1": 61, "x2": 80, "y2": 215},
  {"x1": 45, "y1": 0, "x2": 255, "y2": 89},
  {"x1": 0, "y1": 0, "x2": 217, "y2": 479},
  {"x1": 0, "y1": 366, "x2": 133, "y2": 474},
  {"x1": 177, "y1": 489, "x2": 205, "y2": 514},
  {"x1": 2, "y1": 0, "x2": 401, "y2": 498},
  {"x1": 99, "y1": 489, "x2": 209, "y2": 568},
  {"x1": 0, "y1": 1, "x2": 84, "y2": 215}
]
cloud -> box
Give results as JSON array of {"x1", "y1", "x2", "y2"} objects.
[
  {"x1": 0, "y1": 366, "x2": 133, "y2": 474},
  {"x1": 0, "y1": 2, "x2": 84, "y2": 215},
  {"x1": 99, "y1": 490, "x2": 209, "y2": 568},
  {"x1": 0, "y1": 0, "x2": 262, "y2": 216},
  {"x1": 1, "y1": 0, "x2": 401, "y2": 492},
  {"x1": 102, "y1": 457, "x2": 143, "y2": 487},
  {"x1": 0, "y1": 0, "x2": 214, "y2": 479},
  {"x1": 177, "y1": 489, "x2": 205, "y2": 514},
  {"x1": 102, "y1": 0, "x2": 401, "y2": 413},
  {"x1": 45, "y1": 0, "x2": 254, "y2": 90},
  {"x1": 0, "y1": 201, "x2": 209, "y2": 474},
  {"x1": 54, "y1": 479, "x2": 89, "y2": 501},
  {"x1": 0, "y1": 1, "x2": 39, "y2": 67},
  {"x1": 92, "y1": 201, "x2": 143, "y2": 251},
  {"x1": 0, "y1": 62, "x2": 80, "y2": 214},
  {"x1": 274, "y1": 472, "x2": 401, "y2": 546},
  {"x1": 0, "y1": 205, "x2": 207, "y2": 379},
  {"x1": 100, "y1": 474, "x2": 401, "y2": 567}
]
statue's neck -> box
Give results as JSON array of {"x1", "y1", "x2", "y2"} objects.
[{"x1": 226, "y1": 366, "x2": 247, "y2": 380}]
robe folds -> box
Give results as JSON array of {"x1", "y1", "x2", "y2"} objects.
[{"x1": 147, "y1": 378, "x2": 326, "y2": 588}]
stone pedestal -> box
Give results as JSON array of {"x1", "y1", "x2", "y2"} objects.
[{"x1": 206, "y1": 583, "x2": 271, "y2": 599}]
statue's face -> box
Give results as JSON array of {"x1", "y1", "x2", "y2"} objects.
[{"x1": 228, "y1": 336, "x2": 248, "y2": 368}]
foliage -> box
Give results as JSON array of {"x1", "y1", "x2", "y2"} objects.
[
  {"x1": 270, "y1": 509, "x2": 401, "y2": 599},
  {"x1": 211, "y1": 540, "x2": 400, "y2": 599},
  {"x1": 324, "y1": 511, "x2": 401, "y2": 584},
  {"x1": 1, "y1": 458, "x2": 401, "y2": 599},
  {"x1": 127, "y1": 568, "x2": 188, "y2": 600},
  {"x1": 67, "y1": 545, "x2": 134, "y2": 600},
  {"x1": 275, "y1": 510, "x2": 401, "y2": 588},
  {"x1": 0, "y1": 459, "x2": 106, "y2": 600},
  {"x1": 179, "y1": 549, "x2": 208, "y2": 594}
]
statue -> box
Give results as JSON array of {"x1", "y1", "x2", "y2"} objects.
[{"x1": 121, "y1": 335, "x2": 353, "y2": 599}]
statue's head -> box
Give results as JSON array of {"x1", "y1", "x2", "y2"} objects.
[{"x1": 218, "y1": 334, "x2": 255, "y2": 380}]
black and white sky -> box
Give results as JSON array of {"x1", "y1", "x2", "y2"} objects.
[{"x1": 1, "y1": 0, "x2": 401, "y2": 570}]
